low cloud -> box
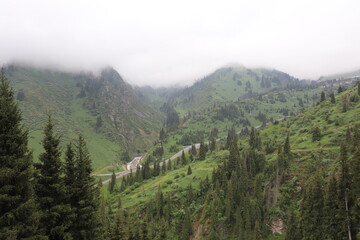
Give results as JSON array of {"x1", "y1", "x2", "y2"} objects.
[{"x1": 1, "y1": 0, "x2": 360, "y2": 87}]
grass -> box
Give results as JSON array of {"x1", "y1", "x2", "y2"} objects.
[{"x1": 102, "y1": 150, "x2": 228, "y2": 210}]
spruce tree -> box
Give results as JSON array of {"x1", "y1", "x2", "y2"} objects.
[
  {"x1": 324, "y1": 175, "x2": 342, "y2": 240},
  {"x1": 300, "y1": 175, "x2": 324, "y2": 239},
  {"x1": 64, "y1": 143, "x2": 77, "y2": 206},
  {"x1": 330, "y1": 92, "x2": 336, "y2": 104},
  {"x1": 199, "y1": 142, "x2": 206, "y2": 160},
  {"x1": 338, "y1": 144, "x2": 352, "y2": 239},
  {"x1": 180, "y1": 208, "x2": 192, "y2": 240},
  {"x1": 283, "y1": 132, "x2": 291, "y2": 156},
  {"x1": 349, "y1": 147, "x2": 360, "y2": 237},
  {"x1": 109, "y1": 170, "x2": 116, "y2": 193},
  {"x1": 0, "y1": 68, "x2": 44, "y2": 239},
  {"x1": 187, "y1": 165, "x2": 192, "y2": 175},
  {"x1": 181, "y1": 151, "x2": 187, "y2": 165},
  {"x1": 35, "y1": 114, "x2": 73, "y2": 239},
  {"x1": 320, "y1": 91, "x2": 326, "y2": 102},
  {"x1": 72, "y1": 135, "x2": 102, "y2": 239}
]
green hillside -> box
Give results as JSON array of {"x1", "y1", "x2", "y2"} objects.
[
  {"x1": 5, "y1": 65, "x2": 164, "y2": 170},
  {"x1": 99, "y1": 82, "x2": 360, "y2": 239},
  {"x1": 167, "y1": 66, "x2": 301, "y2": 115}
]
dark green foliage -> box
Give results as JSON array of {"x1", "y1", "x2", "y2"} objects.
[
  {"x1": 199, "y1": 142, "x2": 206, "y2": 160},
  {"x1": 121, "y1": 151, "x2": 131, "y2": 163},
  {"x1": 283, "y1": 132, "x2": 291, "y2": 157},
  {"x1": 209, "y1": 137, "x2": 216, "y2": 152},
  {"x1": 358, "y1": 81, "x2": 360, "y2": 96},
  {"x1": 187, "y1": 166, "x2": 192, "y2": 175},
  {"x1": 35, "y1": 115, "x2": 73, "y2": 239},
  {"x1": 109, "y1": 170, "x2": 116, "y2": 193},
  {"x1": 330, "y1": 92, "x2": 336, "y2": 104},
  {"x1": 70, "y1": 135, "x2": 102, "y2": 239},
  {"x1": 213, "y1": 104, "x2": 241, "y2": 121},
  {"x1": 181, "y1": 151, "x2": 187, "y2": 165},
  {"x1": 300, "y1": 175, "x2": 324, "y2": 240},
  {"x1": 191, "y1": 144, "x2": 197, "y2": 156},
  {"x1": 180, "y1": 208, "x2": 193, "y2": 240},
  {"x1": 320, "y1": 91, "x2": 326, "y2": 102},
  {"x1": 0, "y1": 69, "x2": 44, "y2": 239},
  {"x1": 159, "y1": 128, "x2": 166, "y2": 142},
  {"x1": 311, "y1": 126, "x2": 321, "y2": 142},
  {"x1": 249, "y1": 127, "x2": 262, "y2": 150},
  {"x1": 166, "y1": 107, "x2": 180, "y2": 131}
]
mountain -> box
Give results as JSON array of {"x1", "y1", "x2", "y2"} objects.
[
  {"x1": 101, "y1": 81, "x2": 360, "y2": 239},
  {"x1": 5, "y1": 64, "x2": 164, "y2": 170},
  {"x1": 165, "y1": 66, "x2": 303, "y2": 115}
]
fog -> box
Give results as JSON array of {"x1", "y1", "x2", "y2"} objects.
[{"x1": 1, "y1": 0, "x2": 360, "y2": 87}]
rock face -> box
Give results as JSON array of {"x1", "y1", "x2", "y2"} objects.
[{"x1": 75, "y1": 67, "x2": 164, "y2": 149}]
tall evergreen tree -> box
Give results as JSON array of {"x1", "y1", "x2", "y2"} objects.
[
  {"x1": 199, "y1": 142, "x2": 206, "y2": 160},
  {"x1": 338, "y1": 144, "x2": 353, "y2": 240},
  {"x1": 187, "y1": 166, "x2": 192, "y2": 175},
  {"x1": 324, "y1": 175, "x2": 342, "y2": 240},
  {"x1": 0, "y1": 68, "x2": 44, "y2": 239},
  {"x1": 109, "y1": 170, "x2": 116, "y2": 193},
  {"x1": 320, "y1": 91, "x2": 326, "y2": 102},
  {"x1": 180, "y1": 208, "x2": 192, "y2": 240},
  {"x1": 72, "y1": 135, "x2": 102, "y2": 239},
  {"x1": 300, "y1": 175, "x2": 324, "y2": 240},
  {"x1": 283, "y1": 132, "x2": 291, "y2": 157},
  {"x1": 35, "y1": 114, "x2": 73, "y2": 239},
  {"x1": 330, "y1": 92, "x2": 336, "y2": 104}
]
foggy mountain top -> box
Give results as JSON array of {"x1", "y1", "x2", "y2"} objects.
[{"x1": 1, "y1": 0, "x2": 360, "y2": 87}]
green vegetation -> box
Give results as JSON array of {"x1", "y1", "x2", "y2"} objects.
[
  {"x1": 6, "y1": 65, "x2": 164, "y2": 171},
  {"x1": 99, "y1": 82, "x2": 360, "y2": 239}
]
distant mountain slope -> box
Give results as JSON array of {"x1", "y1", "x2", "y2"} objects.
[
  {"x1": 167, "y1": 66, "x2": 302, "y2": 114},
  {"x1": 5, "y1": 65, "x2": 164, "y2": 170}
]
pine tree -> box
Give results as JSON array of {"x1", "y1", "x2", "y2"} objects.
[
  {"x1": 312, "y1": 126, "x2": 321, "y2": 142},
  {"x1": 300, "y1": 175, "x2": 324, "y2": 239},
  {"x1": 181, "y1": 151, "x2": 187, "y2": 165},
  {"x1": 324, "y1": 175, "x2": 342, "y2": 240},
  {"x1": 199, "y1": 142, "x2": 206, "y2": 160},
  {"x1": 109, "y1": 170, "x2": 116, "y2": 193},
  {"x1": 338, "y1": 144, "x2": 353, "y2": 240},
  {"x1": 210, "y1": 137, "x2": 216, "y2": 152},
  {"x1": 187, "y1": 165, "x2": 192, "y2": 175},
  {"x1": 330, "y1": 92, "x2": 336, "y2": 104},
  {"x1": 283, "y1": 132, "x2": 291, "y2": 156},
  {"x1": 180, "y1": 208, "x2": 192, "y2": 240},
  {"x1": 72, "y1": 135, "x2": 102, "y2": 239},
  {"x1": 35, "y1": 114, "x2": 73, "y2": 239},
  {"x1": 191, "y1": 144, "x2": 197, "y2": 156},
  {"x1": 349, "y1": 147, "x2": 360, "y2": 237},
  {"x1": 320, "y1": 91, "x2": 326, "y2": 102},
  {"x1": 0, "y1": 68, "x2": 44, "y2": 239}
]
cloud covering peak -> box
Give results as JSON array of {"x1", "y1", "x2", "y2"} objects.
[{"x1": 1, "y1": 0, "x2": 360, "y2": 86}]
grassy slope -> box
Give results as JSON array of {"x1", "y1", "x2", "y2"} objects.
[
  {"x1": 171, "y1": 67, "x2": 297, "y2": 116},
  {"x1": 159, "y1": 86, "x2": 332, "y2": 159},
  {"x1": 100, "y1": 83, "x2": 360, "y2": 239},
  {"x1": 9, "y1": 67, "x2": 124, "y2": 170}
]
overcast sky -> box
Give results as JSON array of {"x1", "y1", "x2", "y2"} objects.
[{"x1": 1, "y1": 0, "x2": 360, "y2": 87}]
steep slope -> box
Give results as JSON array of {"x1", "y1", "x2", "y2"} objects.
[
  {"x1": 99, "y1": 82, "x2": 360, "y2": 240},
  {"x1": 5, "y1": 65, "x2": 164, "y2": 170}
]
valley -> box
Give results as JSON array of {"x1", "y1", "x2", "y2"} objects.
[{"x1": 2, "y1": 64, "x2": 360, "y2": 240}]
